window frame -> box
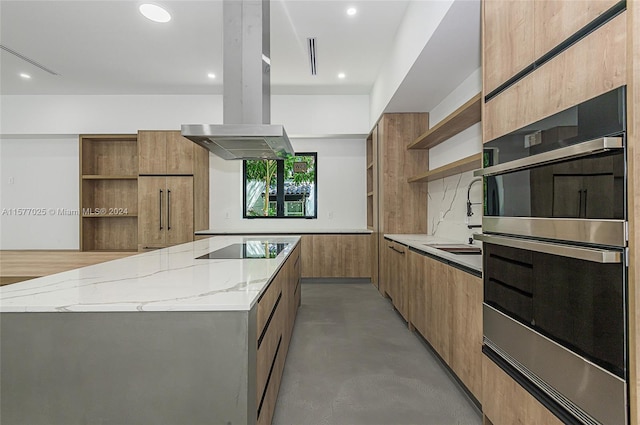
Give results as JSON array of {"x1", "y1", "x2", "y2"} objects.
[{"x1": 242, "y1": 152, "x2": 318, "y2": 219}]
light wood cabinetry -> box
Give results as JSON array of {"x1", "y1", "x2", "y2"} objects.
[
  {"x1": 369, "y1": 113, "x2": 428, "y2": 294},
  {"x1": 300, "y1": 234, "x2": 370, "y2": 278},
  {"x1": 366, "y1": 127, "x2": 379, "y2": 287},
  {"x1": 138, "y1": 176, "x2": 194, "y2": 250},
  {"x1": 482, "y1": 355, "x2": 563, "y2": 425},
  {"x1": 256, "y1": 243, "x2": 300, "y2": 425},
  {"x1": 138, "y1": 131, "x2": 195, "y2": 175},
  {"x1": 484, "y1": 9, "x2": 627, "y2": 142},
  {"x1": 483, "y1": 0, "x2": 618, "y2": 96},
  {"x1": 80, "y1": 135, "x2": 139, "y2": 251},
  {"x1": 406, "y1": 248, "x2": 482, "y2": 403},
  {"x1": 383, "y1": 241, "x2": 409, "y2": 321}
]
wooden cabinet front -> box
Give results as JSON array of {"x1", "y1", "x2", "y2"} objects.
[
  {"x1": 138, "y1": 176, "x2": 194, "y2": 249},
  {"x1": 385, "y1": 241, "x2": 409, "y2": 321},
  {"x1": 300, "y1": 234, "x2": 371, "y2": 278},
  {"x1": 138, "y1": 131, "x2": 194, "y2": 175}
]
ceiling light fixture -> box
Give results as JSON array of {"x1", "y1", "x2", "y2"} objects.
[
  {"x1": 338, "y1": 72, "x2": 346, "y2": 79},
  {"x1": 19, "y1": 73, "x2": 31, "y2": 79},
  {"x1": 347, "y1": 7, "x2": 357, "y2": 16},
  {"x1": 139, "y1": 4, "x2": 171, "y2": 23},
  {"x1": 208, "y1": 73, "x2": 216, "y2": 79}
]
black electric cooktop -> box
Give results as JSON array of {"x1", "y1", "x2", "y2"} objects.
[{"x1": 196, "y1": 241, "x2": 289, "y2": 260}]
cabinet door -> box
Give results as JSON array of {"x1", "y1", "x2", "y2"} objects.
[
  {"x1": 426, "y1": 256, "x2": 452, "y2": 363},
  {"x1": 165, "y1": 176, "x2": 194, "y2": 245},
  {"x1": 394, "y1": 243, "x2": 409, "y2": 322},
  {"x1": 483, "y1": 0, "x2": 535, "y2": 94},
  {"x1": 166, "y1": 131, "x2": 194, "y2": 175},
  {"x1": 450, "y1": 267, "x2": 483, "y2": 403},
  {"x1": 138, "y1": 131, "x2": 167, "y2": 174},
  {"x1": 138, "y1": 176, "x2": 167, "y2": 248},
  {"x1": 408, "y1": 250, "x2": 427, "y2": 337}
]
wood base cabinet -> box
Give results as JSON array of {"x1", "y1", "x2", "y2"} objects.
[
  {"x1": 300, "y1": 234, "x2": 371, "y2": 278},
  {"x1": 383, "y1": 241, "x2": 409, "y2": 321},
  {"x1": 138, "y1": 176, "x2": 194, "y2": 250},
  {"x1": 406, "y1": 249, "x2": 482, "y2": 403}
]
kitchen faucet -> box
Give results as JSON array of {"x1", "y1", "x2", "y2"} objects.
[{"x1": 466, "y1": 178, "x2": 483, "y2": 217}]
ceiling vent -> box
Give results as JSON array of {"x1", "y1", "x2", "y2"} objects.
[
  {"x1": 307, "y1": 38, "x2": 317, "y2": 76},
  {"x1": 0, "y1": 45, "x2": 59, "y2": 75}
]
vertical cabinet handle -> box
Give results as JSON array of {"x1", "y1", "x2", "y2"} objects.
[
  {"x1": 578, "y1": 190, "x2": 583, "y2": 218},
  {"x1": 583, "y1": 189, "x2": 588, "y2": 218},
  {"x1": 159, "y1": 189, "x2": 163, "y2": 230},
  {"x1": 167, "y1": 189, "x2": 171, "y2": 230}
]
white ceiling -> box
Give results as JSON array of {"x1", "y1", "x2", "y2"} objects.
[{"x1": 0, "y1": 0, "x2": 413, "y2": 95}]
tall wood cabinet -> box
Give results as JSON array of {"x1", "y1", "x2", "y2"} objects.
[
  {"x1": 367, "y1": 113, "x2": 429, "y2": 295},
  {"x1": 80, "y1": 131, "x2": 209, "y2": 252},
  {"x1": 137, "y1": 131, "x2": 209, "y2": 251}
]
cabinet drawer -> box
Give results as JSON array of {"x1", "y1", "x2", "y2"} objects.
[
  {"x1": 256, "y1": 291, "x2": 285, "y2": 402},
  {"x1": 257, "y1": 272, "x2": 284, "y2": 341}
]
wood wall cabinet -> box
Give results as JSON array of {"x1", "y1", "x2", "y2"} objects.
[
  {"x1": 138, "y1": 176, "x2": 194, "y2": 250},
  {"x1": 369, "y1": 113, "x2": 428, "y2": 295},
  {"x1": 483, "y1": 0, "x2": 618, "y2": 96},
  {"x1": 484, "y1": 5, "x2": 627, "y2": 142},
  {"x1": 138, "y1": 130, "x2": 195, "y2": 175},
  {"x1": 80, "y1": 135, "x2": 139, "y2": 251},
  {"x1": 137, "y1": 130, "x2": 209, "y2": 250},
  {"x1": 300, "y1": 234, "x2": 370, "y2": 278},
  {"x1": 256, "y1": 243, "x2": 300, "y2": 425}
]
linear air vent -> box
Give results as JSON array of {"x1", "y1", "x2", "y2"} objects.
[
  {"x1": 0, "y1": 45, "x2": 59, "y2": 75},
  {"x1": 307, "y1": 37, "x2": 317, "y2": 76}
]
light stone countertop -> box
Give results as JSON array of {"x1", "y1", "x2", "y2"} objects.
[
  {"x1": 196, "y1": 228, "x2": 373, "y2": 235},
  {"x1": 384, "y1": 234, "x2": 482, "y2": 274},
  {"x1": 0, "y1": 236, "x2": 300, "y2": 313}
]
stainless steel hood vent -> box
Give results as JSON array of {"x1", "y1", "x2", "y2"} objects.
[{"x1": 181, "y1": 0, "x2": 294, "y2": 160}]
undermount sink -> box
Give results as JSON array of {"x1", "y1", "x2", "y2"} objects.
[{"x1": 424, "y1": 244, "x2": 482, "y2": 255}]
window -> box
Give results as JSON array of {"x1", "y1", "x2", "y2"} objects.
[{"x1": 243, "y1": 153, "x2": 317, "y2": 218}]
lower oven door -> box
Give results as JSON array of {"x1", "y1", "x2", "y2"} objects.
[{"x1": 476, "y1": 233, "x2": 627, "y2": 425}]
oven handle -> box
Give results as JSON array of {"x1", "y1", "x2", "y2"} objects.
[
  {"x1": 473, "y1": 233, "x2": 622, "y2": 263},
  {"x1": 474, "y1": 137, "x2": 623, "y2": 177}
]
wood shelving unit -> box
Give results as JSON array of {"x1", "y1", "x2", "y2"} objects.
[
  {"x1": 408, "y1": 93, "x2": 481, "y2": 150},
  {"x1": 80, "y1": 135, "x2": 139, "y2": 252},
  {"x1": 366, "y1": 133, "x2": 376, "y2": 230},
  {"x1": 408, "y1": 153, "x2": 482, "y2": 183}
]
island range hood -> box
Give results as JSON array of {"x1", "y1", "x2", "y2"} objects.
[{"x1": 181, "y1": 0, "x2": 294, "y2": 160}]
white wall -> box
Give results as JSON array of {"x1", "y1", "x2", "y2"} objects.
[
  {"x1": 209, "y1": 137, "x2": 366, "y2": 232},
  {"x1": 369, "y1": 0, "x2": 454, "y2": 125},
  {"x1": 0, "y1": 94, "x2": 370, "y2": 248},
  {"x1": 0, "y1": 136, "x2": 79, "y2": 249},
  {"x1": 426, "y1": 67, "x2": 483, "y2": 242}
]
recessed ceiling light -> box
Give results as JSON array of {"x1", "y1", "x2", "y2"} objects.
[
  {"x1": 207, "y1": 73, "x2": 216, "y2": 79},
  {"x1": 347, "y1": 7, "x2": 357, "y2": 16},
  {"x1": 19, "y1": 73, "x2": 31, "y2": 79},
  {"x1": 139, "y1": 4, "x2": 171, "y2": 23},
  {"x1": 338, "y1": 72, "x2": 346, "y2": 79}
]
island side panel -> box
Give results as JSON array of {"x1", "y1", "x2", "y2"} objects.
[{"x1": 0, "y1": 310, "x2": 257, "y2": 425}]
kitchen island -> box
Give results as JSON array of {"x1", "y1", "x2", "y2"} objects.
[{"x1": 0, "y1": 235, "x2": 301, "y2": 425}]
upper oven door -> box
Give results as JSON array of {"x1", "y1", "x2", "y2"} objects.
[{"x1": 476, "y1": 87, "x2": 627, "y2": 247}]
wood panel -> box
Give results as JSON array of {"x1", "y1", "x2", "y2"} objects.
[
  {"x1": 80, "y1": 136, "x2": 138, "y2": 176},
  {"x1": 138, "y1": 177, "x2": 167, "y2": 248},
  {"x1": 482, "y1": 355, "x2": 564, "y2": 425},
  {"x1": 138, "y1": 131, "x2": 167, "y2": 175},
  {"x1": 408, "y1": 153, "x2": 482, "y2": 183},
  {"x1": 193, "y1": 145, "x2": 210, "y2": 232},
  {"x1": 166, "y1": 131, "x2": 195, "y2": 175},
  {"x1": 450, "y1": 267, "x2": 483, "y2": 403},
  {"x1": 483, "y1": 0, "x2": 535, "y2": 95},
  {"x1": 484, "y1": 12, "x2": 627, "y2": 142},
  {"x1": 165, "y1": 176, "x2": 194, "y2": 246},
  {"x1": 299, "y1": 234, "x2": 370, "y2": 278},
  {"x1": 534, "y1": 0, "x2": 619, "y2": 59},
  {"x1": 256, "y1": 274, "x2": 284, "y2": 403},
  {"x1": 627, "y1": 1, "x2": 640, "y2": 423},
  {"x1": 82, "y1": 179, "x2": 138, "y2": 215},
  {"x1": 408, "y1": 250, "x2": 427, "y2": 336},
  {"x1": 0, "y1": 250, "x2": 135, "y2": 278},
  {"x1": 426, "y1": 255, "x2": 452, "y2": 364},
  {"x1": 370, "y1": 232, "x2": 379, "y2": 288}
]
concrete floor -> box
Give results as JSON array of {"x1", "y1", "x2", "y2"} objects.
[{"x1": 272, "y1": 282, "x2": 482, "y2": 425}]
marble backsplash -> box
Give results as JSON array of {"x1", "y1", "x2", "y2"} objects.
[{"x1": 427, "y1": 170, "x2": 483, "y2": 244}]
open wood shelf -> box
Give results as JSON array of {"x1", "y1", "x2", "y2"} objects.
[
  {"x1": 82, "y1": 175, "x2": 138, "y2": 180},
  {"x1": 82, "y1": 214, "x2": 138, "y2": 218},
  {"x1": 408, "y1": 153, "x2": 482, "y2": 183},
  {"x1": 408, "y1": 93, "x2": 481, "y2": 150}
]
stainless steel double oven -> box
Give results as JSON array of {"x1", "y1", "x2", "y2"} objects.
[{"x1": 475, "y1": 87, "x2": 628, "y2": 425}]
